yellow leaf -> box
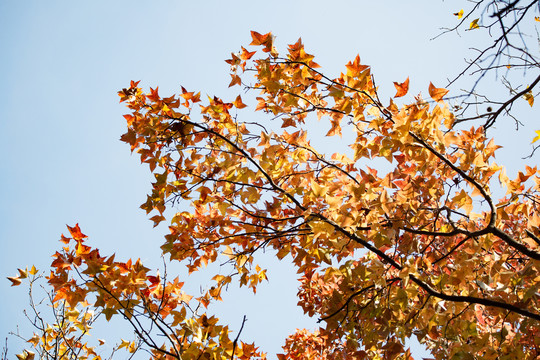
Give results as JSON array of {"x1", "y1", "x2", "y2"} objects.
[
  {"x1": 523, "y1": 90, "x2": 534, "y2": 107},
  {"x1": 29, "y1": 265, "x2": 38, "y2": 276},
  {"x1": 312, "y1": 182, "x2": 328, "y2": 197},
  {"x1": 535, "y1": 16, "x2": 540, "y2": 22},
  {"x1": 454, "y1": 9, "x2": 464, "y2": 19},
  {"x1": 532, "y1": 130, "x2": 540, "y2": 144},
  {"x1": 27, "y1": 335, "x2": 40, "y2": 346},
  {"x1": 469, "y1": 19, "x2": 479, "y2": 29}
]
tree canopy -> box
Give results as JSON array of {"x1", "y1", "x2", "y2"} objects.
[{"x1": 7, "y1": 2, "x2": 540, "y2": 359}]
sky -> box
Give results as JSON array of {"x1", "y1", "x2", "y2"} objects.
[{"x1": 1, "y1": 1, "x2": 538, "y2": 359}]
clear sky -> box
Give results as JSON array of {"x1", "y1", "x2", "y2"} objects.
[{"x1": 1, "y1": 1, "x2": 537, "y2": 359}]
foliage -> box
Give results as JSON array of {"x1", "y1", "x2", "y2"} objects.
[{"x1": 8, "y1": 2, "x2": 540, "y2": 359}]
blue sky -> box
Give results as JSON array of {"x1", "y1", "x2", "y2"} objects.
[{"x1": 1, "y1": 1, "x2": 537, "y2": 359}]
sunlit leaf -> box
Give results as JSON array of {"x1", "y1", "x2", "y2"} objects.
[
  {"x1": 523, "y1": 90, "x2": 534, "y2": 107},
  {"x1": 7, "y1": 276, "x2": 22, "y2": 286},
  {"x1": 233, "y1": 95, "x2": 247, "y2": 109},
  {"x1": 469, "y1": 18, "x2": 479, "y2": 29},
  {"x1": 393, "y1": 77, "x2": 409, "y2": 98},
  {"x1": 428, "y1": 82, "x2": 449, "y2": 102}
]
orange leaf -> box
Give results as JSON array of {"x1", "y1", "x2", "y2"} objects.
[
  {"x1": 428, "y1": 82, "x2": 449, "y2": 102},
  {"x1": 345, "y1": 55, "x2": 369, "y2": 77},
  {"x1": 76, "y1": 242, "x2": 92, "y2": 256},
  {"x1": 229, "y1": 74, "x2": 242, "y2": 87},
  {"x1": 146, "y1": 87, "x2": 160, "y2": 102},
  {"x1": 250, "y1": 31, "x2": 274, "y2": 53},
  {"x1": 7, "y1": 276, "x2": 22, "y2": 286},
  {"x1": 239, "y1": 46, "x2": 256, "y2": 60},
  {"x1": 233, "y1": 95, "x2": 247, "y2": 109},
  {"x1": 393, "y1": 77, "x2": 409, "y2": 98},
  {"x1": 67, "y1": 223, "x2": 87, "y2": 241},
  {"x1": 149, "y1": 215, "x2": 165, "y2": 227}
]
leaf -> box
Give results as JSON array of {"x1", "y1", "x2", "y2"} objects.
[
  {"x1": 345, "y1": 54, "x2": 369, "y2": 77},
  {"x1": 29, "y1": 265, "x2": 38, "y2": 276},
  {"x1": 228, "y1": 74, "x2": 241, "y2": 87},
  {"x1": 428, "y1": 82, "x2": 449, "y2": 102},
  {"x1": 233, "y1": 95, "x2": 247, "y2": 109},
  {"x1": 523, "y1": 90, "x2": 534, "y2": 107},
  {"x1": 249, "y1": 31, "x2": 275, "y2": 54},
  {"x1": 15, "y1": 351, "x2": 35, "y2": 360},
  {"x1": 102, "y1": 307, "x2": 117, "y2": 321},
  {"x1": 149, "y1": 214, "x2": 166, "y2": 227},
  {"x1": 67, "y1": 223, "x2": 87, "y2": 241},
  {"x1": 312, "y1": 182, "x2": 328, "y2": 197},
  {"x1": 239, "y1": 46, "x2": 256, "y2": 60},
  {"x1": 17, "y1": 268, "x2": 28, "y2": 279},
  {"x1": 454, "y1": 9, "x2": 464, "y2": 19},
  {"x1": 469, "y1": 18, "x2": 479, "y2": 29},
  {"x1": 7, "y1": 276, "x2": 22, "y2": 286},
  {"x1": 532, "y1": 130, "x2": 540, "y2": 143},
  {"x1": 393, "y1": 77, "x2": 409, "y2": 98}
]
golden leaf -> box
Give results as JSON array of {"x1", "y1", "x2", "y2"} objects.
[
  {"x1": 532, "y1": 130, "x2": 540, "y2": 144},
  {"x1": 523, "y1": 90, "x2": 534, "y2": 107}
]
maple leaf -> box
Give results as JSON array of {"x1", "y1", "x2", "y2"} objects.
[
  {"x1": 239, "y1": 46, "x2": 256, "y2": 60},
  {"x1": 67, "y1": 223, "x2": 87, "y2": 241},
  {"x1": 523, "y1": 90, "x2": 534, "y2": 107},
  {"x1": 233, "y1": 95, "x2": 247, "y2": 109},
  {"x1": 454, "y1": 9, "x2": 464, "y2": 19},
  {"x1": 532, "y1": 130, "x2": 540, "y2": 143},
  {"x1": 250, "y1": 31, "x2": 275, "y2": 54},
  {"x1": 228, "y1": 74, "x2": 241, "y2": 87},
  {"x1": 393, "y1": 77, "x2": 409, "y2": 98},
  {"x1": 29, "y1": 265, "x2": 38, "y2": 276},
  {"x1": 428, "y1": 82, "x2": 449, "y2": 102},
  {"x1": 345, "y1": 55, "x2": 369, "y2": 77},
  {"x1": 7, "y1": 276, "x2": 22, "y2": 286},
  {"x1": 469, "y1": 18, "x2": 480, "y2": 29},
  {"x1": 146, "y1": 87, "x2": 160, "y2": 102}
]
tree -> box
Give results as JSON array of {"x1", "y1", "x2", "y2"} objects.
[{"x1": 8, "y1": 3, "x2": 540, "y2": 359}]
